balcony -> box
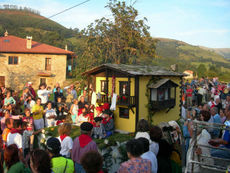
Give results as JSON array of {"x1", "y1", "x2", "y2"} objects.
[
  {"x1": 100, "y1": 95, "x2": 136, "y2": 107},
  {"x1": 150, "y1": 99, "x2": 175, "y2": 110}
]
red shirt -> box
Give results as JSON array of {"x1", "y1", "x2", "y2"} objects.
[{"x1": 186, "y1": 88, "x2": 193, "y2": 97}]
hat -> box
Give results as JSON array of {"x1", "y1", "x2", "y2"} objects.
[
  {"x1": 94, "y1": 117, "x2": 103, "y2": 122},
  {"x1": 46, "y1": 137, "x2": 61, "y2": 153},
  {"x1": 80, "y1": 122, "x2": 93, "y2": 131}
]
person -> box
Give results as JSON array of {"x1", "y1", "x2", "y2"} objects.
[
  {"x1": 45, "y1": 102, "x2": 57, "y2": 127},
  {"x1": 138, "y1": 137, "x2": 157, "y2": 173},
  {"x1": 92, "y1": 117, "x2": 106, "y2": 139},
  {"x1": 3, "y1": 91, "x2": 16, "y2": 106},
  {"x1": 81, "y1": 151, "x2": 104, "y2": 173},
  {"x1": 7, "y1": 119, "x2": 23, "y2": 152},
  {"x1": 30, "y1": 149, "x2": 52, "y2": 173},
  {"x1": 46, "y1": 137, "x2": 74, "y2": 173},
  {"x1": 2, "y1": 118, "x2": 13, "y2": 148},
  {"x1": 4, "y1": 144, "x2": 30, "y2": 173},
  {"x1": 102, "y1": 110, "x2": 114, "y2": 137},
  {"x1": 72, "y1": 122, "x2": 98, "y2": 173},
  {"x1": 220, "y1": 108, "x2": 226, "y2": 123},
  {"x1": 57, "y1": 123, "x2": 73, "y2": 158},
  {"x1": 28, "y1": 82, "x2": 36, "y2": 99},
  {"x1": 70, "y1": 99, "x2": 79, "y2": 124},
  {"x1": 22, "y1": 121, "x2": 33, "y2": 157},
  {"x1": 31, "y1": 98, "x2": 44, "y2": 130},
  {"x1": 149, "y1": 125, "x2": 162, "y2": 156},
  {"x1": 54, "y1": 87, "x2": 64, "y2": 104},
  {"x1": 118, "y1": 139, "x2": 151, "y2": 173},
  {"x1": 70, "y1": 84, "x2": 78, "y2": 100},
  {"x1": 1, "y1": 110, "x2": 20, "y2": 131},
  {"x1": 37, "y1": 84, "x2": 51, "y2": 107},
  {"x1": 186, "y1": 85, "x2": 193, "y2": 107},
  {"x1": 22, "y1": 108, "x2": 34, "y2": 132},
  {"x1": 65, "y1": 88, "x2": 74, "y2": 109},
  {"x1": 135, "y1": 119, "x2": 150, "y2": 141},
  {"x1": 210, "y1": 107, "x2": 222, "y2": 138},
  {"x1": 24, "y1": 95, "x2": 36, "y2": 112},
  {"x1": 78, "y1": 96, "x2": 88, "y2": 109}
]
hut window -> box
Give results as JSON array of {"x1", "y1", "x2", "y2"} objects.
[
  {"x1": 119, "y1": 81, "x2": 129, "y2": 96},
  {"x1": 119, "y1": 107, "x2": 129, "y2": 119},
  {"x1": 101, "y1": 80, "x2": 107, "y2": 93}
]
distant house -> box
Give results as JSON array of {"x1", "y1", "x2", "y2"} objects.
[
  {"x1": 0, "y1": 32, "x2": 74, "y2": 89},
  {"x1": 183, "y1": 70, "x2": 194, "y2": 79},
  {"x1": 83, "y1": 64, "x2": 184, "y2": 132}
]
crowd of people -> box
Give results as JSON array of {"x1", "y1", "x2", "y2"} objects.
[{"x1": 181, "y1": 77, "x2": 230, "y2": 172}]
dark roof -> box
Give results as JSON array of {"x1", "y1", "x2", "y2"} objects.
[
  {"x1": 83, "y1": 64, "x2": 184, "y2": 77},
  {"x1": 0, "y1": 35, "x2": 73, "y2": 55},
  {"x1": 148, "y1": 79, "x2": 178, "y2": 88}
]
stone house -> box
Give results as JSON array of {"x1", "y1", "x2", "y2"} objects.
[{"x1": 0, "y1": 32, "x2": 74, "y2": 90}]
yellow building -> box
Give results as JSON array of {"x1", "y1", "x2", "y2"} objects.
[
  {"x1": 83, "y1": 64, "x2": 184, "y2": 133},
  {"x1": 0, "y1": 32, "x2": 74, "y2": 89}
]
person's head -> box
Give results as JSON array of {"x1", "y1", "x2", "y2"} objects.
[
  {"x1": 136, "y1": 119, "x2": 149, "y2": 132},
  {"x1": 81, "y1": 151, "x2": 103, "y2": 173},
  {"x1": 55, "y1": 83, "x2": 60, "y2": 88},
  {"x1": 80, "y1": 122, "x2": 93, "y2": 135},
  {"x1": 24, "y1": 108, "x2": 31, "y2": 117},
  {"x1": 73, "y1": 99, "x2": 78, "y2": 105},
  {"x1": 46, "y1": 137, "x2": 61, "y2": 156},
  {"x1": 126, "y1": 139, "x2": 143, "y2": 159},
  {"x1": 94, "y1": 117, "x2": 103, "y2": 126},
  {"x1": 80, "y1": 96, "x2": 85, "y2": 103},
  {"x1": 200, "y1": 110, "x2": 211, "y2": 122},
  {"x1": 210, "y1": 107, "x2": 218, "y2": 116},
  {"x1": 220, "y1": 108, "x2": 225, "y2": 117},
  {"x1": 36, "y1": 98, "x2": 41, "y2": 105},
  {"x1": 203, "y1": 104, "x2": 210, "y2": 112},
  {"x1": 27, "y1": 95, "x2": 32, "y2": 101},
  {"x1": 67, "y1": 88, "x2": 71, "y2": 93},
  {"x1": 5, "y1": 118, "x2": 13, "y2": 129},
  {"x1": 22, "y1": 122, "x2": 28, "y2": 130},
  {"x1": 70, "y1": 84, "x2": 74, "y2": 90},
  {"x1": 4, "y1": 144, "x2": 19, "y2": 169},
  {"x1": 6, "y1": 91, "x2": 11, "y2": 98},
  {"x1": 30, "y1": 149, "x2": 52, "y2": 173},
  {"x1": 187, "y1": 85, "x2": 191, "y2": 89},
  {"x1": 24, "y1": 87, "x2": 29, "y2": 93},
  {"x1": 4, "y1": 110, "x2": 10, "y2": 118},
  {"x1": 58, "y1": 123, "x2": 72, "y2": 136},
  {"x1": 137, "y1": 137, "x2": 149, "y2": 153},
  {"x1": 57, "y1": 97, "x2": 62, "y2": 103},
  {"x1": 215, "y1": 98, "x2": 220, "y2": 104},
  {"x1": 47, "y1": 102, "x2": 52, "y2": 110},
  {"x1": 83, "y1": 90, "x2": 87, "y2": 96},
  {"x1": 13, "y1": 119, "x2": 22, "y2": 130},
  {"x1": 40, "y1": 84, "x2": 45, "y2": 90},
  {"x1": 150, "y1": 125, "x2": 163, "y2": 143}
]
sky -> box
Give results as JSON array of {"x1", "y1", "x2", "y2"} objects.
[{"x1": 1, "y1": 0, "x2": 230, "y2": 48}]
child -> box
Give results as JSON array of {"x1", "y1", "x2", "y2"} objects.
[
  {"x1": 70, "y1": 99, "x2": 79, "y2": 124},
  {"x1": 22, "y1": 121, "x2": 33, "y2": 157},
  {"x1": 2, "y1": 118, "x2": 13, "y2": 148},
  {"x1": 57, "y1": 123, "x2": 73, "y2": 158},
  {"x1": 22, "y1": 108, "x2": 34, "y2": 132},
  {"x1": 102, "y1": 110, "x2": 114, "y2": 137},
  {"x1": 45, "y1": 102, "x2": 57, "y2": 127},
  {"x1": 92, "y1": 117, "x2": 106, "y2": 139}
]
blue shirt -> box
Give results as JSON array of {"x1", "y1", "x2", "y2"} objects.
[{"x1": 223, "y1": 129, "x2": 230, "y2": 149}]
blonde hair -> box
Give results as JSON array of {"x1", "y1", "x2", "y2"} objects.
[{"x1": 58, "y1": 123, "x2": 72, "y2": 136}]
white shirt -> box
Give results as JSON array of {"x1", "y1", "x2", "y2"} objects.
[
  {"x1": 58, "y1": 136, "x2": 73, "y2": 158},
  {"x1": 7, "y1": 132, "x2": 22, "y2": 149},
  {"x1": 141, "y1": 151, "x2": 158, "y2": 173},
  {"x1": 150, "y1": 141, "x2": 159, "y2": 156},
  {"x1": 37, "y1": 89, "x2": 51, "y2": 104},
  {"x1": 135, "y1": 132, "x2": 150, "y2": 141},
  {"x1": 45, "y1": 109, "x2": 57, "y2": 119}
]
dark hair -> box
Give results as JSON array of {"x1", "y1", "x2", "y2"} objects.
[
  {"x1": 81, "y1": 151, "x2": 103, "y2": 173},
  {"x1": 137, "y1": 137, "x2": 149, "y2": 153},
  {"x1": 30, "y1": 149, "x2": 52, "y2": 173},
  {"x1": 157, "y1": 139, "x2": 172, "y2": 158},
  {"x1": 136, "y1": 119, "x2": 149, "y2": 132},
  {"x1": 13, "y1": 119, "x2": 22, "y2": 129},
  {"x1": 200, "y1": 110, "x2": 211, "y2": 122},
  {"x1": 4, "y1": 144, "x2": 19, "y2": 169},
  {"x1": 150, "y1": 125, "x2": 162, "y2": 142},
  {"x1": 36, "y1": 98, "x2": 41, "y2": 101},
  {"x1": 5, "y1": 118, "x2": 12, "y2": 127},
  {"x1": 126, "y1": 139, "x2": 143, "y2": 157}
]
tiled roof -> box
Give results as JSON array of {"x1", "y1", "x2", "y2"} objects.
[
  {"x1": 0, "y1": 35, "x2": 73, "y2": 55},
  {"x1": 83, "y1": 63, "x2": 185, "y2": 76}
]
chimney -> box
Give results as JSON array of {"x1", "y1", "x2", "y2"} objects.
[
  {"x1": 4, "y1": 30, "x2": 8, "y2": 37},
  {"x1": 26, "y1": 36, "x2": 32, "y2": 49},
  {"x1": 65, "y1": 44, "x2": 68, "y2": 51}
]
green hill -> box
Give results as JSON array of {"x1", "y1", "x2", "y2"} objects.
[{"x1": 1, "y1": 9, "x2": 230, "y2": 80}]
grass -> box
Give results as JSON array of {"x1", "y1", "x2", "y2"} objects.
[{"x1": 44, "y1": 125, "x2": 134, "y2": 150}]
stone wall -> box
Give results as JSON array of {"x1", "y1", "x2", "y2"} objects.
[{"x1": 0, "y1": 53, "x2": 67, "y2": 90}]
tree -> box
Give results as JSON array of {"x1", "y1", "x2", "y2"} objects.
[
  {"x1": 197, "y1": 64, "x2": 207, "y2": 77},
  {"x1": 76, "y1": 0, "x2": 157, "y2": 73}
]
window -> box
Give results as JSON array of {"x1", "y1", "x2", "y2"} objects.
[
  {"x1": 40, "y1": 78, "x2": 46, "y2": 85},
  {"x1": 119, "y1": 81, "x2": 129, "y2": 96},
  {"x1": 45, "y1": 58, "x2": 51, "y2": 71},
  {"x1": 119, "y1": 107, "x2": 129, "y2": 119},
  {"x1": 8, "y1": 56, "x2": 18, "y2": 65},
  {"x1": 101, "y1": 80, "x2": 107, "y2": 93}
]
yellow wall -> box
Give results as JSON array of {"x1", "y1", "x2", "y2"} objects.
[
  {"x1": 139, "y1": 76, "x2": 181, "y2": 125},
  {"x1": 96, "y1": 77, "x2": 136, "y2": 132}
]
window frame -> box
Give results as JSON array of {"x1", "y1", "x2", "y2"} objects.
[
  {"x1": 100, "y1": 80, "x2": 108, "y2": 93},
  {"x1": 8, "y1": 56, "x2": 18, "y2": 65},
  {"x1": 119, "y1": 81, "x2": 129, "y2": 96},
  {"x1": 45, "y1": 57, "x2": 51, "y2": 71},
  {"x1": 119, "y1": 107, "x2": 129, "y2": 119}
]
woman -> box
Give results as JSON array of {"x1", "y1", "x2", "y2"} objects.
[
  {"x1": 70, "y1": 99, "x2": 79, "y2": 124},
  {"x1": 57, "y1": 123, "x2": 73, "y2": 158},
  {"x1": 4, "y1": 144, "x2": 30, "y2": 173},
  {"x1": 118, "y1": 139, "x2": 151, "y2": 173},
  {"x1": 30, "y1": 149, "x2": 52, "y2": 173},
  {"x1": 3, "y1": 91, "x2": 16, "y2": 107}
]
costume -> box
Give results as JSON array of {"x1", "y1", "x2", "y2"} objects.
[
  {"x1": 58, "y1": 136, "x2": 73, "y2": 158},
  {"x1": 7, "y1": 129, "x2": 22, "y2": 149}
]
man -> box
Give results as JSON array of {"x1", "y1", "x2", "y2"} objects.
[
  {"x1": 138, "y1": 137, "x2": 157, "y2": 173},
  {"x1": 186, "y1": 85, "x2": 193, "y2": 107},
  {"x1": 70, "y1": 84, "x2": 77, "y2": 100},
  {"x1": 46, "y1": 137, "x2": 74, "y2": 173},
  {"x1": 31, "y1": 98, "x2": 44, "y2": 130},
  {"x1": 37, "y1": 84, "x2": 51, "y2": 107},
  {"x1": 7, "y1": 119, "x2": 23, "y2": 152},
  {"x1": 210, "y1": 107, "x2": 222, "y2": 138},
  {"x1": 78, "y1": 96, "x2": 88, "y2": 109},
  {"x1": 72, "y1": 122, "x2": 98, "y2": 173}
]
